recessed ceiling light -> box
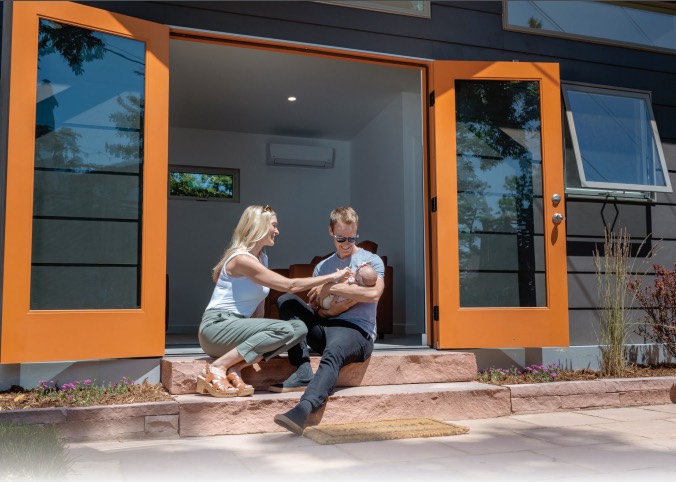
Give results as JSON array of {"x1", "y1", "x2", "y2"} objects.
[{"x1": 288, "y1": 96, "x2": 297, "y2": 102}]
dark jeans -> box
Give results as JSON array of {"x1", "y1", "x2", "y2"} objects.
[{"x1": 278, "y1": 294, "x2": 374, "y2": 411}]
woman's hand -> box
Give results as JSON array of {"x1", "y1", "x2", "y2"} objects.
[{"x1": 333, "y1": 267, "x2": 353, "y2": 282}]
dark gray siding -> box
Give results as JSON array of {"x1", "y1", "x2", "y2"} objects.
[{"x1": 86, "y1": 1, "x2": 676, "y2": 346}]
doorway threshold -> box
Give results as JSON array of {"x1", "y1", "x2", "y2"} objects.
[{"x1": 164, "y1": 333, "x2": 430, "y2": 356}]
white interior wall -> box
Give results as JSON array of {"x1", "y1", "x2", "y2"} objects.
[
  {"x1": 402, "y1": 92, "x2": 426, "y2": 335},
  {"x1": 167, "y1": 127, "x2": 351, "y2": 333},
  {"x1": 351, "y1": 95, "x2": 408, "y2": 332}
]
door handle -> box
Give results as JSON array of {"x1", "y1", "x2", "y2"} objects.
[{"x1": 552, "y1": 213, "x2": 565, "y2": 225}]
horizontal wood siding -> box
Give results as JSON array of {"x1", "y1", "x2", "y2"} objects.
[{"x1": 84, "y1": 1, "x2": 676, "y2": 346}]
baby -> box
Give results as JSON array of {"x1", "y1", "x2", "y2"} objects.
[{"x1": 320, "y1": 262, "x2": 378, "y2": 310}]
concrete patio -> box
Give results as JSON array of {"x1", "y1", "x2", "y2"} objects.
[{"x1": 63, "y1": 403, "x2": 676, "y2": 481}]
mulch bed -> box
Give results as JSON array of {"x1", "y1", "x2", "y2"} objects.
[
  {"x1": 3, "y1": 364, "x2": 676, "y2": 409},
  {"x1": 480, "y1": 364, "x2": 676, "y2": 385},
  {"x1": 0, "y1": 382, "x2": 173, "y2": 411}
]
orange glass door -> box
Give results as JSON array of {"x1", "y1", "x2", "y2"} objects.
[
  {"x1": 1, "y1": 1, "x2": 169, "y2": 362},
  {"x1": 432, "y1": 61, "x2": 568, "y2": 348}
]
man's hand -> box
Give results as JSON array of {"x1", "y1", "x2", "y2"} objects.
[
  {"x1": 308, "y1": 281, "x2": 340, "y2": 309},
  {"x1": 307, "y1": 284, "x2": 323, "y2": 307},
  {"x1": 316, "y1": 296, "x2": 357, "y2": 318},
  {"x1": 318, "y1": 282, "x2": 334, "y2": 302},
  {"x1": 308, "y1": 282, "x2": 336, "y2": 305}
]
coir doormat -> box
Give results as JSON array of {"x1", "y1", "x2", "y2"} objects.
[{"x1": 302, "y1": 418, "x2": 469, "y2": 445}]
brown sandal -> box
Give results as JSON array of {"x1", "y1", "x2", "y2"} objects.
[
  {"x1": 227, "y1": 372, "x2": 255, "y2": 397},
  {"x1": 196, "y1": 365, "x2": 238, "y2": 398}
]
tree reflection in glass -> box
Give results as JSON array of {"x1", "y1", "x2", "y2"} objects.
[
  {"x1": 31, "y1": 19, "x2": 146, "y2": 310},
  {"x1": 455, "y1": 80, "x2": 545, "y2": 307}
]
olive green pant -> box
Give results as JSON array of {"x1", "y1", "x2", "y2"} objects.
[{"x1": 198, "y1": 308, "x2": 308, "y2": 364}]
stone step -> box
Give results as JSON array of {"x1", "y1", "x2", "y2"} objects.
[
  {"x1": 161, "y1": 350, "x2": 478, "y2": 395},
  {"x1": 3, "y1": 376, "x2": 673, "y2": 441},
  {"x1": 176, "y1": 381, "x2": 511, "y2": 436}
]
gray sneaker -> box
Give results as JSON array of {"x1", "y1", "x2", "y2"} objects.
[{"x1": 267, "y1": 371, "x2": 312, "y2": 393}]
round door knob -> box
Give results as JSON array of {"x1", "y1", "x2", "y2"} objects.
[{"x1": 552, "y1": 213, "x2": 565, "y2": 225}]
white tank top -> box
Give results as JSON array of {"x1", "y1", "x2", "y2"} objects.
[{"x1": 205, "y1": 251, "x2": 270, "y2": 317}]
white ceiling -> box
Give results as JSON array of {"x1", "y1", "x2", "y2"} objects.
[{"x1": 169, "y1": 40, "x2": 422, "y2": 140}]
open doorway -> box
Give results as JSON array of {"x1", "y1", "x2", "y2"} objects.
[{"x1": 165, "y1": 37, "x2": 427, "y2": 347}]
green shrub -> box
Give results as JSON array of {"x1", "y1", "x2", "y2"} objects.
[
  {"x1": 477, "y1": 364, "x2": 561, "y2": 383},
  {"x1": 629, "y1": 263, "x2": 676, "y2": 359},
  {"x1": 35, "y1": 377, "x2": 135, "y2": 406},
  {"x1": 0, "y1": 422, "x2": 71, "y2": 480},
  {"x1": 593, "y1": 229, "x2": 656, "y2": 377}
]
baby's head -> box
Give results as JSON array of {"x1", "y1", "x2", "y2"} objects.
[{"x1": 355, "y1": 264, "x2": 378, "y2": 287}]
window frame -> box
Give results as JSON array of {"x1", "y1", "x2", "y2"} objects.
[
  {"x1": 319, "y1": 1, "x2": 431, "y2": 18},
  {"x1": 168, "y1": 165, "x2": 240, "y2": 203},
  {"x1": 561, "y1": 81, "x2": 672, "y2": 199},
  {"x1": 503, "y1": 1, "x2": 676, "y2": 55}
]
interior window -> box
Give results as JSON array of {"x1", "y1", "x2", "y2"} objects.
[
  {"x1": 561, "y1": 82, "x2": 672, "y2": 199},
  {"x1": 168, "y1": 165, "x2": 240, "y2": 202}
]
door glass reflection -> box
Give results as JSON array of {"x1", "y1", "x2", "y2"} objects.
[
  {"x1": 31, "y1": 19, "x2": 145, "y2": 309},
  {"x1": 455, "y1": 80, "x2": 546, "y2": 307}
]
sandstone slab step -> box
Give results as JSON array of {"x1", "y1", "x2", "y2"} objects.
[
  {"x1": 0, "y1": 401, "x2": 179, "y2": 442},
  {"x1": 176, "y1": 381, "x2": 510, "y2": 436},
  {"x1": 162, "y1": 351, "x2": 477, "y2": 395},
  {"x1": 508, "y1": 376, "x2": 676, "y2": 413}
]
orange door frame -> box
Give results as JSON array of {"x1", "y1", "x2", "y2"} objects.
[
  {"x1": 168, "y1": 28, "x2": 438, "y2": 345},
  {"x1": 431, "y1": 61, "x2": 569, "y2": 349},
  {"x1": 1, "y1": 1, "x2": 169, "y2": 363}
]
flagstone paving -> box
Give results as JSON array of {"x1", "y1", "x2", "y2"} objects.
[{"x1": 62, "y1": 403, "x2": 676, "y2": 481}]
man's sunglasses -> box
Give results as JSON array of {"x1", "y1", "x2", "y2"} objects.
[{"x1": 332, "y1": 234, "x2": 359, "y2": 244}]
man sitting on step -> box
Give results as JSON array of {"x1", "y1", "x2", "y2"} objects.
[{"x1": 271, "y1": 206, "x2": 384, "y2": 435}]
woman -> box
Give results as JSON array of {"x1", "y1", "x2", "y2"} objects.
[{"x1": 197, "y1": 204, "x2": 351, "y2": 398}]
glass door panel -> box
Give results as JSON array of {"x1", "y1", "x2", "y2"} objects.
[
  {"x1": 32, "y1": 19, "x2": 145, "y2": 310},
  {"x1": 456, "y1": 80, "x2": 545, "y2": 308},
  {"x1": 432, "y1": 62, "x2": 568, "y2": 349},
  {"x1": 2, "y1": 1, "x2": 168, "y2": 363}
]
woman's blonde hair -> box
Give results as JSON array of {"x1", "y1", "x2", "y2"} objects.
[{"x1": 212, "y1": 205, "x2": 275, "y2": 282}]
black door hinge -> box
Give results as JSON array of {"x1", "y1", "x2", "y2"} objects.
[
  {"x1": 430, "y1": 197, "x2": 437, "y2": 212},
  {"x1": 433, "y1": 305, "x2": 439, "y2": 321},
  {"x1": 429, "y1": 91, "x2": 435, "y2": 107}
]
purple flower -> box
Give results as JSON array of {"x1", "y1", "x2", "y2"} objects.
[{"x1": 551, "y1": 373, "x2": 558, "y2": 378}]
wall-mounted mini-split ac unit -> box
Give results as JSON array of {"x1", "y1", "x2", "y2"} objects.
[{"x1": 266, "y1": 143, "x2": 335, "y2": 168}]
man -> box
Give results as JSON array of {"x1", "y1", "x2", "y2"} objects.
[{"x1": 271, "y1": 206, "x2": 385, "y2": 435}]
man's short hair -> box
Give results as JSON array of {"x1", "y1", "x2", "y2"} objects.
[{"x1": 329, "y1": 206, "x2": 358, "y2": 228}]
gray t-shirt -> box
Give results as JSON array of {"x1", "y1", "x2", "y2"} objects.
[{"x1": 313, "y1": 248, "x2": 384, "y2": 341}]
